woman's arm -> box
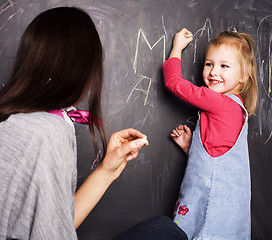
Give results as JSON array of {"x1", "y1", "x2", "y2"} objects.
[{"x1": 73, "y1": 128, "x2": 148, "y2": 229}]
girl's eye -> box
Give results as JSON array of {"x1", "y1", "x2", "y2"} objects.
[
  {"x1": 221, "y1": 64, "x2": 229, "y2": 68},
  {"x1": 205, "y1": 62, "x2": 212, "y2": 67}
]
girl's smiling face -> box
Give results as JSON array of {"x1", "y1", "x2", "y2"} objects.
[{"x1": 202, "y1": 44, "x2": 246, "y2": 95}]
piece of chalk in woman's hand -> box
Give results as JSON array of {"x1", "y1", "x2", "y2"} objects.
[
  {"x1": 135, "y1": 138, "x2": 145, "y2": 146},
  {"x1": 186, "y1": 33, "x2": 193, "y2": 38},
  {"x1": 142, "y1": 136, "x2": 148, "y2": 145},
  {"x1": 135, "y1": 137, "x2": 148, "y2": 146}
]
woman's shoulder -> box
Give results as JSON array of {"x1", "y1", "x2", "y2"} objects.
[
  {"x1": 1, "y1": 112, "x2": 75, "y2": 144},
  {"x1": 0, "y1": 111, "x2": 76, "y2": 175},
  {"x1": 11, "y1": 111, "x2": 71, "y2": 127}
]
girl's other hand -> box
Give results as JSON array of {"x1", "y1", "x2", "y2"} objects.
[
  {"x1": 101, "y1": 128, "x2": 149, "y2": 181},
  {"x1": 170, "y1": 125, "x2": 192, "y2": 155}
]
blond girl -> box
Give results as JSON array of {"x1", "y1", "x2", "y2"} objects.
[{"x1": 163, "y1": 28, "x2": 257, "y2": 239}]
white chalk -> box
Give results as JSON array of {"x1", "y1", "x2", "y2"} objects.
[
  {"x1": 142, "y1": 136, "x2": 148, "y2": 145},
  {"x1": 186, "y1": 33, "x2": 193, "y2": 38}
]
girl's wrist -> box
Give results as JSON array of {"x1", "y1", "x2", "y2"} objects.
[{"x1": 169, "y1": 48, "x2": 182, "y2": 59}]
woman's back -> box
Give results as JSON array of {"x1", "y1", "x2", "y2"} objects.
[{"x1": 0, "y1": 112, "x2": 78, "y2": 239}]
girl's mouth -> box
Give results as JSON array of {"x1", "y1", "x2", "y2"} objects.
[{"x1": 209, "y1": 79, "x2": 223, "y2": 84}]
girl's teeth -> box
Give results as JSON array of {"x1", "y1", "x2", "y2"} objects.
[{"x1": 211, "y1": 80, "x2": 221, "y2": 84}]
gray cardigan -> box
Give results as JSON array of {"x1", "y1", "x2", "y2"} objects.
[{"x1": 0, "y1": 112, "x2": 78, "y2": 239}]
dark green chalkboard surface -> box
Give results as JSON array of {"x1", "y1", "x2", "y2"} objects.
[{"x1": 1, "y1": 0, "x2": 271, "y2": 239}]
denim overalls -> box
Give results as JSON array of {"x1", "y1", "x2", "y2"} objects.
[{"x1": 173, "y1": 95, "x2": 251, "y2": 240}]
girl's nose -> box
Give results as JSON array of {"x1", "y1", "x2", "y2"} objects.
[{"x1": 210, "y1": 66, "x2": 219, "y2": 76}]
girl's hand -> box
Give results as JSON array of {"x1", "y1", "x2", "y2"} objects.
[
  {"x1": 170, "y1": 125, "x2": 192, "y2": 155},
  {"x1": 101, "y1": 128, "x2": 149, "y2": 181},
  {"x1": 169, "y1": 28, "x2": 193, "y2": 59},
  {"x1": 173, "y1": 28, "x2": 193, "y2": 51}
]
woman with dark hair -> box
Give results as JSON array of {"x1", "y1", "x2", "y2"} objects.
[
  {"x1": 0, "y1": 7, "x2": 188, "y2": 240},
  {"x1": 0, "y1": 6, "x2": 106, "y2": 155},
  {"x1": 0, "y1": 7, "x2": 149, "y2": 239}
]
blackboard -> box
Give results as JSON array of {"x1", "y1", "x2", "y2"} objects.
[{"x1": 1, "y1": 0, "x2": 272, "y2": 239}]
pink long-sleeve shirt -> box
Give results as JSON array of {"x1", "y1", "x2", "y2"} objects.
[{"x1": 163, "y1": 57, "x2": 244, "y2": 157}]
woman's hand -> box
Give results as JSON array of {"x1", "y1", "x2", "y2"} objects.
[
  {"x1": 169, "y1": 28, "x2": 193, "y2": 59},
  {"x1": 74, "y1": 128, "x2": 148, "y2": 229},
  {"x1": 101, "y1": 128, "x2": 149, "y2": 181}
]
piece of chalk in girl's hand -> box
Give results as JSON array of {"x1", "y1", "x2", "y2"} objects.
[{"x1": 186, "y1": 33, "x2": 193, "y2": 38}]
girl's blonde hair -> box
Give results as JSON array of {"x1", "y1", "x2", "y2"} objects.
[{"x1": 206, "y1": 31, "x2": 258, "y2": 116}]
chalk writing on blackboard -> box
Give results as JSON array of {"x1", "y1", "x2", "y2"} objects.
[
  {"x1": 269, "y1": 35, "x2": 271, "y2": 96},
  {"x1": 161, "y1": 16, "x2": 168, "y2": 41},
  {"x1": 256, "y1": 14, "x2": 272, "y2": 144},
  {"x1": 0, "y1": 0, "x2": 11, "y2": 14},
  {"x1": 133, "y1": 28, "x2": 166, "y2": 74},
  {"x1": 128, "y1": 28, "x2": 166, "y2": 106},
  {"x1": 126, "y1": 75, "x2": 152, "y2": 106},
  {"x1": 0, "y1": 1, "x2": 22, "y2": 31},
  {"x1": 264, "y1": 132, "x2": 272, "y2": 144},
  {"x1": 257, "y1": 14, "x2": 272, "y2": 99},
  {"x1": 190, "y1": 18, "x2": 213, "y2": 63}
]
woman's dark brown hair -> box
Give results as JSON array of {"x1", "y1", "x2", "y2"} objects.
[{"x1": 0, "y1": 7, "x2": 106, "y2": 158}]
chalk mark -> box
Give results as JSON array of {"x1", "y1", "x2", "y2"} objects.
[
  {"x1": 161, "y1": 15, "x2": 168, "y2": 41},
  {"x1": 190, "y1": 19, "x2": 213, "y2": 63},
  {"x1": 257, "y1": 14, "x2": 272, "y2": 100},
  {"x1": 0, "y1": 0, "x2": 16, "y2": 15},
  {"x1": 186, "y1": 115, "x2": 198, "y2": 126},
  {"x1": 133, "y1": 28, "x2": 166, "y2": 73},
  {"x1": 257, "y1": 14, "x2": 272, "y2": 37},
  {"x1": 269, "y1": 34, "x2": 272, "y2": 96},
  {"x1": 126, "y1": 75, "x2": 152, "y2": 105},
  {"x1": 264, "y1": 131, "x2": 272, "y2": 144},
  {"x1": 0, "y1": 7, "x2": 22, "y2": 31}
]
